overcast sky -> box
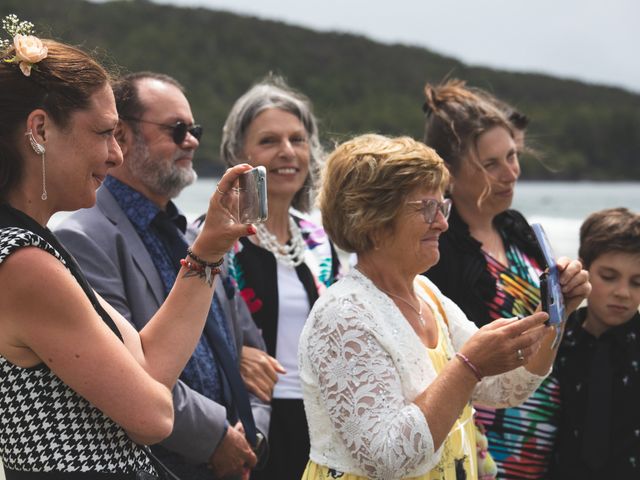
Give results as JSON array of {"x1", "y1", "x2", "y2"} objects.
[{"x1": 148, "y1": 0, "x2": 640, "y2": 93}]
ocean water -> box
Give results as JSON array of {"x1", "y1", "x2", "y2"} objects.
[
  {"x1": 48, "y1": 180, "x2": 639, "y2": 259},
  {"x1": 47, "y1": 180, "x2": 639, "y2": 259},
  {"x1": 511, "y1": 182, "x2": 640, "y2": 258},
  {"x1": 169, "y1": 179, "x2": 639, "y2": 260}
]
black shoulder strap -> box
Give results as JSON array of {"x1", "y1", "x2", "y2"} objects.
[{"x1": 0, "y1": 204, "x2": 123, "y2": 341}]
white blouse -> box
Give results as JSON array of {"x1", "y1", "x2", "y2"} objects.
[
  {"x1": 273, "y1": 261, "x2": 309, "y2": 399},
  {"x1": 298, "y1": 269, "x2": 546, "y2": 480}
]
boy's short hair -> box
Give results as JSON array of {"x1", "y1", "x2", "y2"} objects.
[{"x1": 579, "y1": 207, "x2": 640, "y2": 269}]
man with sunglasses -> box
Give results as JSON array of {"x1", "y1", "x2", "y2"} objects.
[{"x1": 56, "y1": 72, "x2": 269, "y2": 480}]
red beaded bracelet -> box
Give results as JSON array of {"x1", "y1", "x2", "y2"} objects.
[
  {"x1": 455, "y1": 352, "x2": 483, "y2": 382},
  {"x1": 180, "y1": 258, "x2": 221, "y2": 287}
]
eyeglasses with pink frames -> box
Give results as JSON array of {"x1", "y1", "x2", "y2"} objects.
[{"x1": 406, "y1": 198, "x2": 452, "y2": 224}]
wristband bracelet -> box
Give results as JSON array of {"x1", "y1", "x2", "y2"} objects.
[
  {"x1": 455, "y1": 352, "x2": 483, "y2": 382},
  {"x1": 180, "y1": 258, "x2": 221, "y2": 287},
  {"x1": 186, "y1": 247, "x2": 224, "y2": 268}
]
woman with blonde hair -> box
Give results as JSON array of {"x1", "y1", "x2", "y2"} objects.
[{"x1": 298, "y1": 134, "x2": 590, "y2": 479}]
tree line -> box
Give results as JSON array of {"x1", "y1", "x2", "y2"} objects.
[{"x1": 4, "y1": 0, "x2": 640, "y2": 179}]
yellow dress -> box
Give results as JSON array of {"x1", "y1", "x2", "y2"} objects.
[{"x1": 302, "y1": 302, "x2": 477, "y2": 480}]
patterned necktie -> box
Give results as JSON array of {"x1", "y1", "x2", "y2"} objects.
[
  {"x1": 152, "y1": 211, "x2": 257, "y2": 446},
  {"x1": 151, "y1": 211, "x2": 188, "y2": 273}
]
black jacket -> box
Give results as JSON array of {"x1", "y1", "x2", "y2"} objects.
[
  {"x1": 550, "y1": 308, "x2": 640, "y2": 479},
  {"x1": 424, "y1": 206, "x2": 545, "y2": 327}
]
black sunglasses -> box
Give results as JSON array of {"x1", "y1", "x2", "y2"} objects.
[{"x1": 121, "y1": 117, "x2": 203, "y2": 145}]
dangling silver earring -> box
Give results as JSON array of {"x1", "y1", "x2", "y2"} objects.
[{"x1": 25, "y1": 130, "x2": 47, "y2": 200}]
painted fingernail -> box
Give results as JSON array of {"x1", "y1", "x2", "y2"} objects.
[{"x1": 247, "y1": 225, "x2": 257, "y2": 235}]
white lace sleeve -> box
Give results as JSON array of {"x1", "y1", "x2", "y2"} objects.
[
  {"x1": 305, "y1": 294, "x2": 437, "y2": 479},
  {"x1": 472, "y1": 366, "x2": 546, "y2": 408},
  {"x1": 427, "y1": 281, "x2": 547, "y2": 408}
]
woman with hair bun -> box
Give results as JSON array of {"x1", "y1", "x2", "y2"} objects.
[{"x1": 422, "y1": 79, "x2": 559, "y2": 479}]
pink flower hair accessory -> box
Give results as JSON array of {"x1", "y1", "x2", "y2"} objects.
[{"x1": 1, "y1": 14, "x2": 48, "y2": 77}]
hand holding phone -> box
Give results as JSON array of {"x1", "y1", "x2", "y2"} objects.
[{"x1": 238, "y1": 166, "x2": 268, "y2": 224}]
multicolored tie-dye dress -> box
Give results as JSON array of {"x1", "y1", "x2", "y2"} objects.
[{"x1": 474, "y1": 242, "x2": 561, "y2": 479}]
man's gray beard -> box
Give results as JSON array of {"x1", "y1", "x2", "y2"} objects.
[{"x1": 129, "y1": 135, "x2": 197, "y2": 199}]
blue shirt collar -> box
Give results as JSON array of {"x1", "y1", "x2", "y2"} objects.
[{"x1": 103, "y1": 175, "x2": 186, "y2": 233}]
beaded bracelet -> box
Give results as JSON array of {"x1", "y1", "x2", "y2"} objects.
[
  {"x1": 181, "y1": 250, "x2": 223, "y2": 287},
  {"x1": 455, "y1": 352, "x2": 483, "y2": 382},
  {"x1": 186, "y1": 247, "x2": 224, "y2": 268}
]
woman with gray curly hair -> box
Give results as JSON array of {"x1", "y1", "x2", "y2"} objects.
[{"x1": 220, "y1": 76, "x2": 341, "y2": 479}]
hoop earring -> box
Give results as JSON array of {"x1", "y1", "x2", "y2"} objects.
[{"x1": 25, "y1": 130, "x2": 47, "y2": 200}]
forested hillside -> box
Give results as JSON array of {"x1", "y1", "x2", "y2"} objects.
[{"x1": 3, "y1": 0, "x2": 639, "y2": 179}]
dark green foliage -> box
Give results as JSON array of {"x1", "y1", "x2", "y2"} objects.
[{"x1": 3, "y1": 0, "x2": 639, "y2": 179}]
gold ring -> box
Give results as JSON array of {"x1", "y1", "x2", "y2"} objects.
[{"x1": 216, "y1": 186, "x2": 226, "y2": 196}]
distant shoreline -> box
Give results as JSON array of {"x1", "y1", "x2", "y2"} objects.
[{"x1": 195, "y1": 175, "x2": 640, "y2": 183}]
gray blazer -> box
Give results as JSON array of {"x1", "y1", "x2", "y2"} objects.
[{"x1": 55, "y1": 186, "x2": 269, "y2": 465}]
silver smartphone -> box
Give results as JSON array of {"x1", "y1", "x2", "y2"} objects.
[{"x1": 238, "y1": 166, "x2": 268, "y2": 224}]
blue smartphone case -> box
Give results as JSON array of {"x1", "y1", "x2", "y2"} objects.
[{"x1": 532, "y1": 223, "x2": 566, "y2": 348}]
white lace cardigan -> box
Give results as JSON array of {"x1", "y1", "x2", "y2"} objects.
[{"x1": 298, "y1": 269, "x2": 546, "y2": 480}]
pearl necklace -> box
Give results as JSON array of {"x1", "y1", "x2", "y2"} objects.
[
  {"x1": 255, "y1": 217, "x2": 305, "y2": 267},
  {"x1": 378, "y1": 287, "x2": 425, "y2": 327}
]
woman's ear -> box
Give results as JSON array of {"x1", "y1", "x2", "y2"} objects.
[
  {"x1": 25, "y1": 109, "x2": 47, "y2": 146},
  {"x1": 369, "y1": 230, "x2": 381, "y2": 251},
  {"x1": 444, "y1": 162, "x2": 458, "y2": 196},
  {"x1": 371, "y1": 227, "x2": 391, "y2": 251},
  {"x1": 446, "y1": 177, "x2": 455, "y2": 195}
]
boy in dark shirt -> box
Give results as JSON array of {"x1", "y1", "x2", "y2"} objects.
[{"x1": 550, "y1": 207, "x2": 640, "y2": 479}]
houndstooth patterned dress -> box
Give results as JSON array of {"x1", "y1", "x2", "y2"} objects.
[{"x1": 0, "y1": 227, "x2": 156, "y2": 477}]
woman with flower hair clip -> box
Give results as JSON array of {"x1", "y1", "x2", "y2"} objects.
[{"x1": 0, "y1": 15, "x2": 255, "y2": 479}]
